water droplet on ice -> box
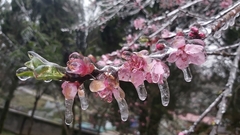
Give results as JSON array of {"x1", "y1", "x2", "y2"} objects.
[
  {"x1": 135, "y1": 84, "x2": 147, "y2": 101},
  {"x1": 182, "y1": 67, "x2": 192, "y2": 82},
  {"x1": 78, "y1": 91, "x2": 89, "y2": 110},
  {"x1": 158, "y1": 80, "x2": 170, "y2": 106},
  {"x1": 116, "y1": 98, "x2": 129, "y2": 121},
  {"x1": 16, "y1": 67, "x2": 32, "y2": 81},
  {"x1": 65, "y1": 99, "x2": 74, "y2": 125},
  {"x1": 44, "y1": 79, "x2": 52, "y2": 83}
]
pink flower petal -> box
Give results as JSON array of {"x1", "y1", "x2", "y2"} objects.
[
  {"x1": 185, "y1": 44, "x2": 204, "y2": 54},
  {"x1": 172, "y1": 36, "x2": 185, "y2": 48},
  {"x1": 145, "y1": 72, "x2": 153, "y2": 83},
  {"x1": 134, "y1": 18, "x2": 145, "y2": 30},
  {"x1": 118, "y1": 68, "x2": 131, "y2": 82},
  {"x1": 189, "y1": 53, "x2": 206, "y2": 65},
  {"x1": 152, "y1": 61, "x2": 164, "y2": 74},
  {"x1": 131, "y1": 71, "x2": 145, "y2": 87},
  {"x1": 161, "y1": 29, "x2": 176, "y2": 38},
  {"x1": 62, "y1": 81, "x2": 78, "y2": 99},
  {"x1": 167, "y1": 52, "x2": 179, "y2": 63},
  {"x1": 89, "y1": 80, "x2": 106, "y2": 92},
  {"x1": 151, "y1": 73, "x2": 160, "y2": 83},
  {"x1": 175, "y1": 58, "x2": 189, "y2": 70}
]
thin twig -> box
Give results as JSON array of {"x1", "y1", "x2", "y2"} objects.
[
  {"x1": 182, "y1": 92, "x2": 224, "y2": 134},
  {"x1": 214, "y1": 43, "x2": 240, "y2": 52},
  {"x1": 210, "y1": 43, "x2": 240, "y2": 135},
  {"x1": 206, "y1": 52, "x2": 236, "y2": 57},
  {"x1": 181, "y1": 43, "x2": 240, "y2": 135}
]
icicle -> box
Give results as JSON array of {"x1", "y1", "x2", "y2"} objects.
[
  {"x1": 16, "y1": 67, "x2": 32, "y2": 81},
  {"x1": 182, "y1": 67, "x2": 192, "y2": 82},
  {"x1": 44, "y1": 79, "x2": 52, "y2": 83},
  {"x1": 78, "y1": 85, "x2": 89, "y2": 110},
  {"x1": 158, "y1": 79, "x2": 170, "y2": 106},
  {"x1": 135, "y1": 83, "x2": 147, "y2": 101},
  {"x1": 116, "y1": 98, "x2": 129, "y2": 121},
  {"x1": 65, "y1": 99, "x2": 74, "y2": 125}
]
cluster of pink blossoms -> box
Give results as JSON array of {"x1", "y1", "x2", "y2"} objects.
[
  {"x1": 133, "y1": 18, "x2": 145, "y2": 30},
  {"x1": 167, "y1": 36, "x2": 206, "y2": 70},
  {"x1": 159, "y1": 27, "x2": 206, "y2": 70},
  {"x1": 59, "y1": 25, "x2": 207, "y2": 123},
  {"x1": 118, "y1": 50, "x2": 170, "y2": 88}
]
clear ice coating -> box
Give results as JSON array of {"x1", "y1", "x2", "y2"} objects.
[
  {"x1": 135, "y1": 83, "x2": 147, "y2": 101},
  {"x1": 228, "y1": 17, "x2": 236, "y2": 27},
  {"x1": 16, "y1": 67, "x2": 32, "y2": 81},
  {"x1": 221, "y1": 23, "x2": 229, "y2": 31},
  {"x1": 65, "y1": 99, "x2": 74, "y2": 125},
  {"x1": 116, "y1": 98, "x2": 129, "y2": 121},
  {"x1": 44, "y1": 79, "x2": 52, "y2": 83},
  {"x1": 182, "y1": 67, "x2": 192, "y2": 82},
  {"x1": 158, "y1": 79, "x2": 170, "y2": 106},
  {"x1": 220, "y1": 102, "x2": 226, "y2": 114},
  {"x1": 78, "y1": 85, "x2": 89, "y2": 110},
  {"x1": 213, "y1": 30, "x2": 222, "y2": 38}
]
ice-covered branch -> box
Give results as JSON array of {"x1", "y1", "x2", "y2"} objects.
[
  {"x1": 179, "y1": 42, "x2": 240, "y2": 135},
  {"x1": 209, "y1": 43, "x2": 240, "y2": 135},
  {"x1": 206, "y1": 52, "x2": 236, "y2": 57},
  {"x1": 149, "y1": 0, "x2": 203, "y2": 23}
]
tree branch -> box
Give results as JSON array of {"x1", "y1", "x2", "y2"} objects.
[{"x1": 210, "y1": 43, "x2": 240, "y2": 135}]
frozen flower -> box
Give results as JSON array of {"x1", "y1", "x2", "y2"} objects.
[
  {"x1": 62, "y1": 81, "x2": 79, "y2": 99},
  {"x1": 67, "y1": 52, "x2": 95, "y2": 76},
  {"x1": 220, "y1": 0, "x2": 232, "y2": 8},
  {"x1": 167, "y1": 36, "x2": 206, "y2": 70},
  {"x1": 178, "y1": 132, "x2": 186, "y2": 135},
  {"x1": 161, "y1": 29, "x2": 176, "y2": 39},
  {"x1": 119, "y1": 51, "x2": 168, "y2": 86},
  {"x1": 89, "y1": 67, "x2": 125, "y2": 102},
  {"x1": 134, "y1": 18, "x2": 145, "y2": 30}
]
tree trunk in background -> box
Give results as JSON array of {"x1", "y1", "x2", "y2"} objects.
[
  {"x1": 27, "y1": 87, "x2": 46, "y2": 135},
  {"x1": 0, "y1": 76, "x2": 17, "y2": 133},
  {"x1": 27, "y1": 96, "x2": 40, "y2": 135}
]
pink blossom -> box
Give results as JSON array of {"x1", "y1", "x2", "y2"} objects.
[
  {"x1": 89, "y1": 69, "x2": 125, "y2": 103},
  {"x1": 220, "y1": 0, "x2": 232, "y2": 8},
  {"x1": 119, "y1": 51, "x2": 168, "y2": 86},
  {"x1": 167, "y1": 36, "x2": 206, "y2": 70},
  {"x1": 126, "y1": 34, "x2": 134, "y2": 44},
  {"x1": 161, "y1": 29, "x2": 176, "y2": 39},
  {"x1": 133, "y1": 18, "x2": 145, "y2": 30},
  {"x1": 67, "y1": 52, "x2": 95, "y2": 76},
  {"x1": 178, "y1": 132, "x2": 185, "y2": 135},
  {"x1": 61, "y1": 81, "x2": 79, "y2": 99},
  {"x1": 119, "y1": 52, "x2": 147, "y2": 87}
]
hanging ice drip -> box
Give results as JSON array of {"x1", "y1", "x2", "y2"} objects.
[
  {"x1": 89, "y1": 66, "x2": 129, "y2": 121},
  {"x1": 78, "y1": 84, "x2": 89, "y2": 110}
]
